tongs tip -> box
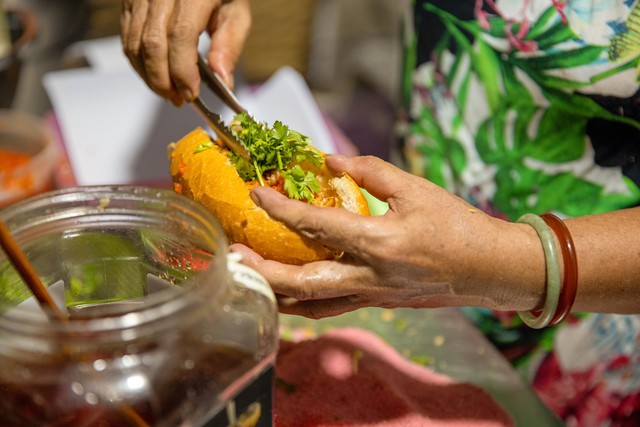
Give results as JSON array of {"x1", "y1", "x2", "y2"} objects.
[
  {"x1": 192, "y1": 54, "x2": 252, "y2": 161},
  {"x1": 191, "y1": 97, "x2": 251, "y2": 161},
  {"x1": 197, "y1": 54, "x2": 248, "y2": 116}
]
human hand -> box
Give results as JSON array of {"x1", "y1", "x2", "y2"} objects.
[
  {"x1": 121, "y1": 0, "x2": 251, "y2": 105},
  {"x1": 231, "y1": 155, "x2": 545, "y2": 319}
]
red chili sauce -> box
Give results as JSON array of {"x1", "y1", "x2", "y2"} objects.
[{"x1": 0, "y1": 149, "x2": 44, "y2": 208}]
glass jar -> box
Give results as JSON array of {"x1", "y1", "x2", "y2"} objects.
[{"x1": 0, "y1": 186, "x2": 278, "y2": 426}]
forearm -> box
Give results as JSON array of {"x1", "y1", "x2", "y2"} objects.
[
  {"x1": 452, "y1": 214, "x2": 547, "y2": 312},
  {"x1": 461, "y1": 207, "x2": 640, "y2": 314},
  {"x1": 565, "y1": 206, "x2": 640, "y2": 314}
]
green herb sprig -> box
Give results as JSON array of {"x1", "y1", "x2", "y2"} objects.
[{"x1": 229, "y1": 113, "x2": 323, "y2": 202}]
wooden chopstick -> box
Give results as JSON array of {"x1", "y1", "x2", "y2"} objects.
[{"x1": 0, "y1": 219, "x2": 67, "y2": 322}]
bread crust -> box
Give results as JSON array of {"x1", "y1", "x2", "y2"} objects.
[{"x1": 169, "y1": 127, "x2": 369, "y2": 265}]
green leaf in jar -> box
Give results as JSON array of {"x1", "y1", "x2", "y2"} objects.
[{"x1": 61, "y1": 232, "x2": 146, "y2": 308}]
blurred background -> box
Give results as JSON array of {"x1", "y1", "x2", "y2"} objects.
[{"x1": 3, "y1": 0, "x2": 403, "y2": 163}]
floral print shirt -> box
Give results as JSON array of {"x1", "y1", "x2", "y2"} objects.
[{"x1": 400, "y1": 1, "x2": 640, "y2": 425}]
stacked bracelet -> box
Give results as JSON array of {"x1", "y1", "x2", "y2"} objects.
[
  {"x1": 541, "y1": 213, "x2": 578, "y2": 325},
  {"x1": 516, "y1": 213, "x2": 578, "y2": 329},
  {"x1": 516, "y1": 213, "x2": 562, "y2": 329}
]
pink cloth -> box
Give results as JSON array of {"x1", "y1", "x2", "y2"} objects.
[{"x1": 274, "y1": 328, "x2": 514, "y2": 427}]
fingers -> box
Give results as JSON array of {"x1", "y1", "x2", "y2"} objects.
[
  {"x1": 142, "y1": 0, "x2": 181, "y2": 101},
  {"x1": 207, "y1": 0, "x2": 252, "y2": 88},
  {"x1": 122, "y1": 0, "x2": 181, "y2": 103},
  {"x1": 250, "y1": 187, "x2": 378, "y2": 256},
  {"x1": 121, "y1": 0, "x2": 152, "y2": 90},
  {"x1": 277, "y1": 296, "x2": 369, "y2": 319},
  {"x1": 167, "y1": 0, "x2": 220, "y2": 101},
  {"x1": 230, "y1": 243, "x2": 376, "y2": 319},
  {"x1": 122, "y1": 0, "x2": 251, "y2": 104},
  {"x1": 230, "y1": 244, "x2": 367, "y2": 300},
  {"x1": 326, "y1": 155, "x2": 421, "y2": 203}
]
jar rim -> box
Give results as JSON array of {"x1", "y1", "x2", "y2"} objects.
[{"x1": 0, "y1": 185, "x2": 229, "y2": 337}]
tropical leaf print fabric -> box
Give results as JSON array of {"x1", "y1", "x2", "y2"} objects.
[
  {"x1": 402, "y1": 0, "x2": 640, "y2": 220},
  {"x1": 401, "y1": 1, "x2": 640, "y2": 425}
]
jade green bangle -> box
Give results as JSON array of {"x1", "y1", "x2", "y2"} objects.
[{"x1": 516, "y1": 213, "x2": 561, "y2": 329}]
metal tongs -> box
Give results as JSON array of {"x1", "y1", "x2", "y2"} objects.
[{"x1": 192, "y1": 54, "x2": 252, "y2": 160}]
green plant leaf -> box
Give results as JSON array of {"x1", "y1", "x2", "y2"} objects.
[
  {"x1": 473, "y1": 40, "x2": 504, "y2": 112},
  {"x1": 513, "y1": 45, "x2": 607, "y2": 70},
  {"x1": 525, "y1": 6, "x2": 563, "y2": 40},
  {"x1": 527, "y1": 108, "x2": 586, "y2": 163},
  {"x1": 535, "y1": 173, "x2": 601, "y2": 214},
  {"x1": 533, "y1": 22, "x2": 577, "y2": 50},
  {"x1": 589, "y1": 177, "x2": 640, "y2": 214}
]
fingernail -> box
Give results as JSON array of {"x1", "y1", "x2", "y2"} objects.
[
  {"x1": 217, "y1": 68, "x2": 234, "y2": 89},
  {"x1": 325, "y1": 154, "x2": 346, "y2": 170},
  {"x1": 179, "y1": 86, "x2": 194, "y2": 102},
  {"x1": 176, "y1": 85, "x2": 193, "y2": 102},
  {"x1": 226, "y1": 74, "x2": 235, "y2": 91},
  {"x1": 250, "y1": 187, "x2": 264, "y2": 206}
]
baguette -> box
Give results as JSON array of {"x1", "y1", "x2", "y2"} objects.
[{"x1": 168, "y1": 125, "x2": 369, "y2": 265}]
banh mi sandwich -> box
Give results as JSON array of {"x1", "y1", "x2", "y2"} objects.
[{"x1": 168, "y1": 113, "x2": 370, "y2": 265}]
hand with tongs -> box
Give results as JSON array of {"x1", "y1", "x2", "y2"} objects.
[{"x1": 192, "y1": 54, "x2": 252, "y2": 161}]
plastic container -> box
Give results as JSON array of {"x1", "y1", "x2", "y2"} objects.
[
  {"x1": 0, "y1": 186, "x2": 278, "y2": 426},
  {"x1": 0, "y1": 109, "x2": 59, "y2": 209}
]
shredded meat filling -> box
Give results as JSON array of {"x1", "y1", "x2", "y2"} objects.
[
  {"x1": 244, "y1": 173, "x2": 340, "y2": 207},
  {"x1": 311, "y1": 189, "x2": 338, "y2": 208},
  {"x1": 263, "y1": 170, "x2": 281, "y2": 186}
]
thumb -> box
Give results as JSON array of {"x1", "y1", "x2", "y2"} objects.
[
  {"x1": 326, "y1": 155, "x2": 419, "y2": 203},
  {"x1": 250, "y1": 186, "x2": 374, "y2": 254}
]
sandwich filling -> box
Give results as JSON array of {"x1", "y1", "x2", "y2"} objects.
[{"x1": 195, "y1": 113, "x2": 343, "y2": 207}]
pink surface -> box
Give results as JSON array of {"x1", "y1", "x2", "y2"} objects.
[{"x1": 274, "y1": 328, "x2": 514, "y2": 427}]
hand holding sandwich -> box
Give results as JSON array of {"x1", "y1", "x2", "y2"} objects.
[{"x1": 231, "y1": 155, "x2": 640, "y2": 319}]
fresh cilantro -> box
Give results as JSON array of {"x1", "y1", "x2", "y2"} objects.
[
  {"x1": 228, "y1": 113, "x2": 323, "y2": 202},
  {"x1": 283, "y1": 165, "x2": 320, "y2": 202}
]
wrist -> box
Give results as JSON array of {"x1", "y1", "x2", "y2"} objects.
[{"x1": 454, "y1": 217, "x2": 547, "y2": 312}]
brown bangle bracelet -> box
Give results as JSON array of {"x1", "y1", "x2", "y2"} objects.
[{"x1": 540, "y1": 213, "x2": 578, "y2": 325}]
